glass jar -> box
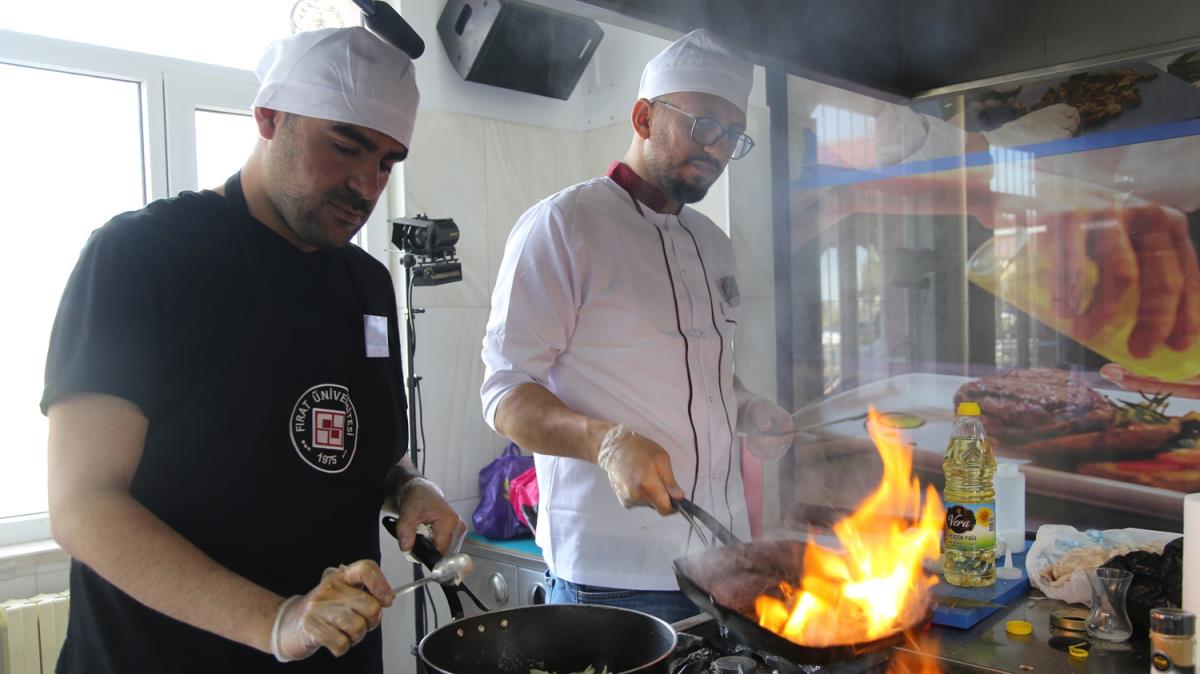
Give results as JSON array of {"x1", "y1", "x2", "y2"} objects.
[{"x1": 1150, "y1": 607, "x2": 1195, "y2": 674}]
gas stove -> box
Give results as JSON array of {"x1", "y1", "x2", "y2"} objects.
[
  {"x1": 669, "y1": 615, "x2": 892, "y2": 674},
  {"x1": 669, "y1": 615, "x2": 991, "y2": 674}
]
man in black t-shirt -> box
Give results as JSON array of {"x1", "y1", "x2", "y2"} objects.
[{"x1": 41, "y1": 27, "x2": 465, "y2": 673}]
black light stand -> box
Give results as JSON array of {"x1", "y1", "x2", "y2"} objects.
[{"x1": 391, "y1": 215, "x2": 461, "y2": 670}]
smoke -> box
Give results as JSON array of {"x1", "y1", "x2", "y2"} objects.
[{"x1": 776, "y1": 435, "x2": 885, "y2": 536}]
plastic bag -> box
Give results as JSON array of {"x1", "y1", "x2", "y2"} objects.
[
  {"x1": 471, "y1": 442, "x2": 534, "y2": 539},
  {"x1": 509, "y1": 466, "x2": 539, "y2": 530},
  {"x1": 1102, "y1": 537, "x2": 1184, "y2": 635},
  {"x1": 1026, "y1": 525, "x2": 1179, "y2": 605}
]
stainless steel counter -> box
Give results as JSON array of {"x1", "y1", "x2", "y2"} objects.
[{"x1": 896, "y1": 590, "x2": 1152, "y2": 674}]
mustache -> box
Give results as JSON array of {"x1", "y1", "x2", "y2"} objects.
[{"x1": 329, "y1": 192, "x2": 371, "y2": 216}]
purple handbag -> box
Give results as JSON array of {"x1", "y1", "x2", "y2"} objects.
[{"x1": 471, "y1": 442, "x2": 534, "y2": 539}]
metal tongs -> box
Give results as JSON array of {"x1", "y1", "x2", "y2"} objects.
[{"x1": 672, "y1": 497, "x2": 742, "y2": 549}]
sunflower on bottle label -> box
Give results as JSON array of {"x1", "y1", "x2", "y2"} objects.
[{"x1": 944, "y1": 501, "x2": 996, "y2": 550}]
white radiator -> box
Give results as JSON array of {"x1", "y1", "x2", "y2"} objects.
[{"x1": 0, "y1": 592, "x2": 69, "y2": 674}]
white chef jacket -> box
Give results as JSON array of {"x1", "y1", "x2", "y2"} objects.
[{"x1": 481, "y1": 166, "x2": 750, "y2": 590}]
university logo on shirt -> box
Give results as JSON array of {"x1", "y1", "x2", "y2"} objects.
[{"x1": 290, "y1": 384, "x2": 359, "y2": 473}]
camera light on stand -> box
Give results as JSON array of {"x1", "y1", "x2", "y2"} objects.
[{"x1": 390, "y1": 215, "x2": 463, "y2": 287}]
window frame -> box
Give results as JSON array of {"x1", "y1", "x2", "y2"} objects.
[{"x1": 0, "y1": 30, "x2": 402, "y2": 545}]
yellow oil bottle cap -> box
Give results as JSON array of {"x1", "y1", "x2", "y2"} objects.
[
  {"x1": 957, "y1": 401, "x2": 982, "y2": 417},
  {"x1": 1006, "y1": 620, "x2": 1032, "y2": 636}
]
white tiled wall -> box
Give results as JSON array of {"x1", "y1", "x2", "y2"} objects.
[
  {"x1": 483, "y1": 121, "x2": 589, "y2": 288},
  {"x1": 402, "y1": 110, "x2": 490, "y2": 309}
]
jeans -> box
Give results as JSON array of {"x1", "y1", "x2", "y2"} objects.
[{"x1": 543, "y1": 570, "x2": 701, "y2": 624}]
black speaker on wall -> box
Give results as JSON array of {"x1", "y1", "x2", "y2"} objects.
[{"x1": 437, "y1": 0, "x2": 604, "y2": 100}]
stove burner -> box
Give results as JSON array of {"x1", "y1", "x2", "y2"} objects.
[
  {"x1": 670, "y1": 615, "x2": 894, "y2": 674},
  {"x1": 712, "y1": 655, "x2": 759, "y2": 673}
]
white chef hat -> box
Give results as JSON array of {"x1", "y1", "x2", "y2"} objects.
[
  {"x1": 252, "y1": 26, "x2": 420, "y2": 148},
  {"x1": 637, "y1": 29, "x2": 752, "y2": 114}
]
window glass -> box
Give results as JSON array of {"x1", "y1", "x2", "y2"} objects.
[
  {"x1": 0, "y1": 63, "x2": 145, "y2": 518},
  {"x1": 195, "y1": 109, "x2": 256, "y2": 190}
]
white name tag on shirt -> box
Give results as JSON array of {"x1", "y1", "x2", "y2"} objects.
[{"x1": 364, "y1": 315, "x2": 389, "y2": 358}]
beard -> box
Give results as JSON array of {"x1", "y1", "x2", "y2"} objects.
[
  {"x1": 280, "y1": 185, "x2": 370, "y2": 249},
  {"x1": 660, "y1": 171, "x2": 712, "y2": 204},
  {"x1": 645, "y1": 134, "x2": 719, "y2": 205}
]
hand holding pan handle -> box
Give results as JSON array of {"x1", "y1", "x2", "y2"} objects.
[
  {"x1": 672, "y1": 498, "x2": 742, "y2": 548},
  {"x1": 380, "y1": 516, "x2": 491, "y2": 617}
]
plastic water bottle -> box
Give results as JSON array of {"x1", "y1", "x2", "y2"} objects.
[
  {"x1": 942, "y1": 401, "x2": 996, "y2": 587},
  {"x1": 994, "y1": 462, "x2": 1026, "y2": 554}
]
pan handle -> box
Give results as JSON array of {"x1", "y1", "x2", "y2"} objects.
[
  {"x1": 672, "y1": 498, "x2": 742, "y2": 547},
  {"x1": 381, "y1": 515, "x2": 470, "y2": 620}
]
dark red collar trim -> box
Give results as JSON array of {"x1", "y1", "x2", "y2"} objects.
[{"x1": 605, "y1": 161, "x2": 673, "y2": 214}]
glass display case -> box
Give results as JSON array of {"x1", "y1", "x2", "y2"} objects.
[{"x1": 780, "y1": 54, "x2": 1200, "y2": 534}]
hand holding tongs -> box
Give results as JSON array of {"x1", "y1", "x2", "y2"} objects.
[{"x1": 672, "y1": 498, "x2": 742, "y2": 549}]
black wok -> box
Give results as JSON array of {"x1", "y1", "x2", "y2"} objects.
[
  {"x1": 671, "y1": 500, "x2": 919, "y2": 666},
  {"x1": 418, "y1": 604, "x2": 678, "y2": 674}
]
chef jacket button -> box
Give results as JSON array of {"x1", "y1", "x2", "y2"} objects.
[{"x1": 681, "y1": 269, "x2": 688, "y2": 277}]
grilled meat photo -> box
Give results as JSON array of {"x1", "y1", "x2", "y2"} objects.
[{"x1": 954, "y1": 368, "x2": 1119, "y2": 448}]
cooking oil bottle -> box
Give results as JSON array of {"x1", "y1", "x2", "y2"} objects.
[{"x1": 942, "y1": 401, "x2": 996, "y2": 587}]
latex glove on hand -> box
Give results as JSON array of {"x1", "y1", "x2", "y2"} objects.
[
  {"x1": 391, "y1": 478, "x2": 468, "y2": 556},
  {"x1": 271, "y1": 560, "x2": 393, "y2": 661},
  {"x1": 596, "y1": 424, "x2": 685, "y2": 515},
  {"x1": 983, "y1": 103, "x2": 1080, "y2": 147},
  {"x1": 739, "y1": 396, "x2": 795, "y2": 461}
]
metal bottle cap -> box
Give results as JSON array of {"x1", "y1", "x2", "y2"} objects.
[{"x1": 1150, "y1": 608, "x2": 1196, "y2": 636}]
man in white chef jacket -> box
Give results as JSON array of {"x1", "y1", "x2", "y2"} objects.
[{"x1": 480, "y1": 29, "x2": 792, "y2": 622}]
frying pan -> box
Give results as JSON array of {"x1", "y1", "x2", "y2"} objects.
[
  {"x1": 671, "y1": 499, "x2": 918, "y2": 666},
  {"x1": 381, "y1": 517, "x2": 677, "y2": 673},
  {"x1": 418, "y1": 604, "x2": 678, "y2": 674}
]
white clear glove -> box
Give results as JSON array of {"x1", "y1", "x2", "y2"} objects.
[
  {"x1": 270, "y1": 560, "x2": 393, "y2": 662},
  {"x1": 595, "y1": 424, "x2": 684, "y2": 515},
  {"x1": 390, "y1": 477, "x2": 467, "y2": 556},
  {"x1": 983, "y1": 103, "x2": 1080, "y2": 147},
  {"x1": 739, "y1": 396, "x2": 795, "y2": 461}
]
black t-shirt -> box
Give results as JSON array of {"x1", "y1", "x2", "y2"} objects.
[{"x1": 42, "y1": 174, "x2": 407, "y2": 673}]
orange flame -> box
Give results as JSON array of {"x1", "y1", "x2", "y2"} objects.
[{"x1": 756, "y1": 407, "x2": 944, "y2": 647}]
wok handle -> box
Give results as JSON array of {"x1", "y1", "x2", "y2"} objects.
[
  {"x1": 672, "y1": 498, "x2": 742, "y2": 547},
  {"x1": 381, "y1": 515, "x2": 443, "y2": 570},
  {"x1": 381, "y1": 515, "x2": 467, "y2": 620}
]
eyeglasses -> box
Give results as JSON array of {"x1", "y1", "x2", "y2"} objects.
[{"x1": 654, "y1": 99, "x2": 755, "y2": 160}]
